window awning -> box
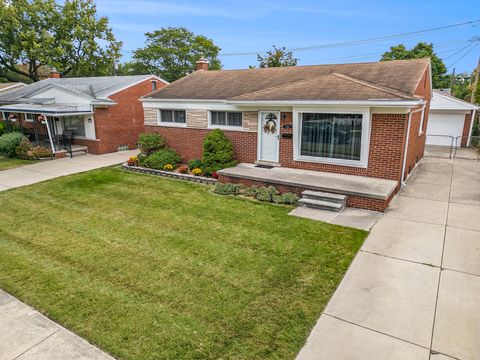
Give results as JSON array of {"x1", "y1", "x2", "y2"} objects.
[{"x1": 0, "y1": 103, "x2": 92, "y2": 116}]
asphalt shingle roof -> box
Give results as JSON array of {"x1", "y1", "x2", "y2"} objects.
[{"x1": 146, "y1": 58, "x2": 429, "y2": 102}]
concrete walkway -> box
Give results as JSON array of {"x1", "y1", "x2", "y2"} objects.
[
  {"x1": 0, "y1": 150, "x2": 138, "y2": 191},
  {"x1": 296, "y1": 155, "x2": 480, "y2": 360},
  {"x1": 0, "y1": 290, "x2": 114, "y2": 360}
]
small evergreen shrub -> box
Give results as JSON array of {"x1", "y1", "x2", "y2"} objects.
[
  {"x1": 188, "y1": 158, "x2": 203, "y2": 170},
  {"x1": 202, "y1": 129, "x2": 237, "y2": 176},
  {"x1": 0, "y1": 132, "x2": 27, "y2": 157},
  {"x1": 255, "y1": 186, "x2": 278, "y2": 202},
  {"x1": 213, "y1": 183, "x2": 242, "y2": 195},
  {"x1": 138, "y1": 133, "x2": 166, "y2": 155},
  {"x1": 273, "y1": 192, "x2": 300, "y2": 205},
  {"x1": 139, "y1": 148, "x2": 181, "y2": 170}
]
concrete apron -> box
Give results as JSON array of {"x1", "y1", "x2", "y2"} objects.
[{"x1": 296, "y1": 155, "x2": 480, "y2": 360}]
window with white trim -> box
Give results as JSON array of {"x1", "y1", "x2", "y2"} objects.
[
  {"x1": 158, "y1": 110, "x2": 186, "y2": 124},
  {"x1": 25, "y1": 113, "x2": 35, "y2": 122},
  {"x1": 210, "y1": 111, "x2": 242, "y2": 128}
]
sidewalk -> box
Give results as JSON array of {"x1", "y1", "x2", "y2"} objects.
[
  {"x1": 0, "y1": 290, "x2": 114, "y2": 360},
  {"x1": 0, "y1": 150, "x2": 138, "y2": 191},
  {"x1": 296, "y1": 156, "x2": 480, "y2": 360}
]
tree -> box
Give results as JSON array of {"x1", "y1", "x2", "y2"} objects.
[
  {"x1": 451, "y1": 70, "x2": 480, "y2": 104},
  {"x1": 255, "y1": 45, "x2": 298, "y2": 68},
  {"x1": 380, "y1": 42, "x2": 449, "y2": 88},
  {"x1": 0, "y1": 0, "x2": 121, "y2": 82},
  {"x1": 131, "y1": 27, "x2": 221, "y2": 82}
]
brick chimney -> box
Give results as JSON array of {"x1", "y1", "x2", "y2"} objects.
[
  {"x1": 49, "y1": 69, "x2": 61, "y2": 78},
  {"x1": 195, "y1": 57, "x2": 209, "y2": 71}
]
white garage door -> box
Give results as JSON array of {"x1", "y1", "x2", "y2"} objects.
[{"x1": 426, "y1": 112, "x2": 465, "y2": 147}]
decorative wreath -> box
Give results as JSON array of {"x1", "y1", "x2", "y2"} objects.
[
  {"x1": 263, "y1": 119, "x2": 277, "y2": 134},
  {"x1": 7, "y1": 114, "x2": 18, "y2": 122},
  {"x1": 37, "y1": 115, "x2": 47, "y2": 124}
]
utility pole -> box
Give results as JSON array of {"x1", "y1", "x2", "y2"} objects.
[
  {"x1": 471, "y1": 55, "x2": 480, "y2": 104},
  {"x1": 450, "y1": 67, "x2": 456, "y2": 96}
]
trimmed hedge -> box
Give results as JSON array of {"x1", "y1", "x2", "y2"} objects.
[{"x1": 139, "y1": 148, "x2": 181, "y2": 170}]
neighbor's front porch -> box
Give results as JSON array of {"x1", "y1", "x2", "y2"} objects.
[{"x1": 218, "y1": 163, "x2": 398, "y2": 211}]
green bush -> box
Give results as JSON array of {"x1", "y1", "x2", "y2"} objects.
[
  {"x1": 139, "y1": 148, "x2": 181, "y2": 170},
  {"x1": 202, "y1": 129, "x2": 237, "y2": 176},
  {"x1": 273, "y1": 192, "x2": 300, "y2": 205},
  {"x1": 0, "y1": 122, "x2": 5, "y2": 136},
  {"x1": 138, "y1": 133, "x2": 166, "y2": 155},
  {"x1": 188, "y1": 158, "x2": 203, "y2": 170},
  {"x1": 0, "y1": 132, "x2": 27, "y2": 157},
  {"x1": 213, "y1": 183, "x2": 242, "y2": 195},
  {"x1": 29, "y1": 146, "x2": 53, "y2": 159},
  {"x1": 15, "y1": 138, "x2": 33, "y2": 158},
  {"x1": 241, "y1": 185, "x2": 259, "y2": 197},
  {"x1": 255, "y1": 186, "x2": 278, "y2": 203}
]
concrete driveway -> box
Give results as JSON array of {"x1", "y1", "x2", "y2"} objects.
[
  {"x1": 296, "y1": 154, "x2": 480, "y2": 359},
  {"x1": 0, "y1": 150, "x2": 138, "y2": 191}
]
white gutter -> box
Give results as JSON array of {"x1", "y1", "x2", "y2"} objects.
[
  {"x1": 467, "y1": 109, "x2": 477, "y2": 147},
  {"x1": 401, "y1": 105, "x2": 425, "y2": 187}
]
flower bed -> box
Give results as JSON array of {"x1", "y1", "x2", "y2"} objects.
[{"x1": 122, "y1": 162, "x2": 218, "y2": 185}]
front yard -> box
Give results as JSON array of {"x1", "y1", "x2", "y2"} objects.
[
  {"x1": 0, "y1": 155, "x2": 36, "y2": 170},
  {"x1": 0, "y1": 168, "x2": 366, "y2": 360}
]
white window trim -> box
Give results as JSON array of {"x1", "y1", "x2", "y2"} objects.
[
  {"x1": 24, "y1": 113, "x2": 34, "y2": 122},
  {"x1": 293, "y1": 107, "x2": 371, "y2": 168},
  {"x1": 156, "y1": 109, "x2": 187, "y2": 127},
  {"x1": 208, "y1": 111, "x2": 243, "y2": 131}
]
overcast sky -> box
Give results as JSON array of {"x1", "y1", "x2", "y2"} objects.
[{"x1": 95, "y1": 0, "x2": 480, "y2": 73}]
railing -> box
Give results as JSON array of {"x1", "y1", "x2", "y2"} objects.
[{"x1": 425, "y1": 135, "x2": 456, "y2": 159}]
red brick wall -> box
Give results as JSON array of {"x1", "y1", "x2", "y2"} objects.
[
  {"x1": 91, "y1": 77, "x2": 166, "y2": 154},
  {"x1": 217, "y1": 174, "x2": 395, "y2": 212},
  {"x1": 461, "y1": 112, "x2": 473, "y2": 147},
  {"x1": 144, "y1": 126, "x2": 257, "y2": 163}
]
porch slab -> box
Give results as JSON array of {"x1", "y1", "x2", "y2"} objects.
[{"x1": 218, "y1": 163, "x2": 397, "y2": 200}]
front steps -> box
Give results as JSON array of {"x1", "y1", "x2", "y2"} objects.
[
  {"x1": 298, "y1": 190, "x2": 346, "y2": 212},
  {"x1": 70, "y1": 145, "x2": 89, "y2": 158}
]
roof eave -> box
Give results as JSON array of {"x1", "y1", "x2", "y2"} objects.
[{"x1": 225, "y1": 99, "x2": 424, "y2": 107}]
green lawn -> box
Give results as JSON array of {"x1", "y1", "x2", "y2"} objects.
[
  {"x1": 0, "y1": 155, "x2": 36, "y2": 170},
  {"x1": 0, "y1": 168, "x2": 367, "y2": 360}
]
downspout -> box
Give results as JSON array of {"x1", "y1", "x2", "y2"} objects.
[
  {"x1": 467, "y1": 109, "x2": 477, "y2": 147},
  {"x1": 401, "y1": 105, "x2": 425, "y2": 187}
]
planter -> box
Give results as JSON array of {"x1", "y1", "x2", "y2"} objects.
[{"x1": 122, "y1": 163, "x2": 218, "y2": 185}]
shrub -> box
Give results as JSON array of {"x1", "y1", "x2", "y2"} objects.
[
  {"x1": 28, "y1": 146, "x2": 53, "y2": 159},
  {"x1": 139, "y1": 148, "x2": 181, "y2": 170},
  {"x1": 0, "y1": 122, "x2": 5, "y2": 136},
  {"x1": 15, "y1": 138, "x2": 33, "y2": 158},
  {"x1": 241, "y1": 185, "x2": 259, "y2": 197},
  {"x1": 192, "y1": 168, "x2": 203, "y2": 176},
  {"x1": 213, "y1": 183, "x2": 242, "y2": 195},
  {"x1": 138, "y1": 133, "x2": 166, "y2": 155},
  {"x1": 177, "y1": 164, "x2": 188, "y2": 174},
  {"x1": 273, "y1": 192, "x2": 300, "y2": 205},
  {"x1": 188, "y1": 158, "x2": 203, "y2": 170},
  {"x1": 0, "y1": 132, "x2": 27, "y2": 157},
  {"x1": 127, "y1": 156, "x2": 138, "y2": 166},
  {"x1": 163, "y1": 164, "x2": 174, "y2": 171},
  {"x1": 202, "y1": 129, "x2": 237, "y2": 176},
  {"x1": 255, "y1": 186, "x2": 278, "y2": 202}
]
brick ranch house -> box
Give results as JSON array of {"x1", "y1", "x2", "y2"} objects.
[
  {"x1": 0, "y1": 74, "x2": 168, "y2": 156},
  {"x1": 141, "y1": 58, "x2": 432, "y2": 211}
]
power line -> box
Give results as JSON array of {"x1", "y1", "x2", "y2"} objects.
[
  {"x1": 442, "y1": 43, "x2": 476, "y2": 61},
  {"x1": 220, "y1": 19, "x2": 480, "y2": 56},
  {"x1": 448, "y1": 43, "x2": 480, "y2": 68}
]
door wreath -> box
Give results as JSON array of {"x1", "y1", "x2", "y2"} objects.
[{"x1": 263, "y1": 113, "x2": 277, "y2": 134}]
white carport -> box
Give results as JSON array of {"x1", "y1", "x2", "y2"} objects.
[{"x1": 426, "y1": 90, "x2": 478, "y2": 147}]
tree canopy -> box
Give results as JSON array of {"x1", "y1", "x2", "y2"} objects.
[
  {"x1": 0, "y1": 0, "x2": 121, "y2": 82},
  {"x1": 126, "y1": 27, "x2": 221, "y2": 82},
  {"x1": 255, "y1": 45, "x2": 298, "y2": 68},
  {"x1": 380, "y1": 42, "x2": 449, "y2": 89}
]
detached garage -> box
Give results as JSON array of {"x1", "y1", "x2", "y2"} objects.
[{"x1": 426, "y1": 90, "x2": 478, "y2": 147}]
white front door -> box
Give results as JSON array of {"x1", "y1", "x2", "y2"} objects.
[{"x1": 258, "y1": 111, "x2": 280, "y2": 162}]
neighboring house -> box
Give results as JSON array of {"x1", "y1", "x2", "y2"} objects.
[
  {"x1": 0, "y1": 74, "x2": 168, "y2": 155},
  {"x1": 141, "y1": 58, "x2": 431, "y2": 211},
  {"x1": 0, "y1": 82, "x2": 26, "y2": 94},
  {"x1": 426, "y1": 90, "x2": 478, "y2": 147}
]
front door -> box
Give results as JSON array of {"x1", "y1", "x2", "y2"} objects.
[{"x1": 258, "y1": 111, "x2": 280, "y2": 162}]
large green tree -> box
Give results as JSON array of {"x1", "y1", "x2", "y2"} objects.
[
  {"x1": 0, "y1": 0, "x2": 121, "y2": 82},
  {"x1": 255, "y1": 45, "x2": 298, "y2": 68},
  {"x1": 451, "y1": 70, "x2": 479, "y2": 104},
  {"x1": 380, "y1": 42, "x2": 449, "y2": 88},
  {"x1": 128, "y1": 27, "x2": 221, "y2": 82}
]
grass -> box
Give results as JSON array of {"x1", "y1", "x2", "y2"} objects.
[
  {"x1": 0, "y1": 168, "x2": 367, "y2": 360},
  {"x1": 0, "y1": 155, "x2": 36, "y2": 170}
]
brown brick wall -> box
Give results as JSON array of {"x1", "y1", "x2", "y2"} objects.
[
  {"x1": 461, "y1": 112, "x2": 473, "y2": 147},
  {"x1": 91, "y1": 77, "x2": 166, "y2": 154}
]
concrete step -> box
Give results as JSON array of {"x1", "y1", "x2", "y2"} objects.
[
  {"x1": 298, "y1": 198, "x2": 344, "y2": 212},
  {"x1": 71, "y1": 151, "x2": 88, "y2": 157},
  {"x1": 302, "y1": 190, "x2": 346, "y2": 203}
]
